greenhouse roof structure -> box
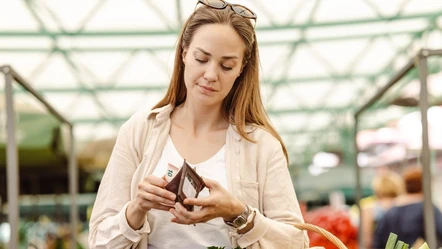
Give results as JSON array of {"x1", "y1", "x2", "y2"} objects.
[{"x1": 1, "y1": 0, "x2": 442, "y2": 168}]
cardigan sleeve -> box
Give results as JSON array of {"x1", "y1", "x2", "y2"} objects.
[{"x1": 88, "y1": 116, "x2": 150, "y2": 249}]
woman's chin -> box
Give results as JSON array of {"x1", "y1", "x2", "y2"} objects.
[{"x1": 193, "y1": 95, "x2": 222, "y2": 107}]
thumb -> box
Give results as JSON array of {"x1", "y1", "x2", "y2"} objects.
[{"x1": 202, "y1": 177, "x2": 219, "y2": 190}]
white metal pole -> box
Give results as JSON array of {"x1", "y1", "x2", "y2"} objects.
[
  {"x1": 68, "y1": 126, "x2": 78, "y2": 249},
  {"x1": 417, "y1": 50, "x2": 437, "y2": 249},
  {"x1": 3, "y1": 65, "x2": 20, "y2": 249}
]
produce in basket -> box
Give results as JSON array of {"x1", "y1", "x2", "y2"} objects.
[{"x1": 304, "y1": 206, "x2": 358, "y2": 249}]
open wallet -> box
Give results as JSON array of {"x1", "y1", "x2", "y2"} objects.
[{"x1": 165, "y1": 160, "x2": 206, "y2": 211}]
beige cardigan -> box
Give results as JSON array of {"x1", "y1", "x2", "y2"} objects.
[{"x1": 89, "y1": 104, "x2": 309, "y2": 249}]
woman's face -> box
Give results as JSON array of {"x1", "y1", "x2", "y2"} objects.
[{"x1": 182, "y1": 24, "x2": 245, "y2": 107}]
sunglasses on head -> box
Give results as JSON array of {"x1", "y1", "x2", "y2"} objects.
[{"x1": 196, "y1": 0, "x2": 257, "y2": 21}]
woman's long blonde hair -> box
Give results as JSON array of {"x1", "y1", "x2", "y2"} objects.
[{"x1": 153, "y1": 6, "x2": 288, "y2": 162}]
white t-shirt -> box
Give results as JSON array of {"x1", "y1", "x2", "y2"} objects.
[{"x1": 147, "y1": 136, "x2": 231, "y2": 249}]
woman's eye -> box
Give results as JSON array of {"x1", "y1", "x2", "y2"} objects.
[
  {"x1": 195, "y1": 58, "x2": 207, "y2": 63},
  {"x1": 221, "y1": 65, "x2": 233, "y2": 71}
]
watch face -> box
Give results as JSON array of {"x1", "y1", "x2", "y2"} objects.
[{"x1": 233, "y1": 216, "x2": 247, "y2": 227}]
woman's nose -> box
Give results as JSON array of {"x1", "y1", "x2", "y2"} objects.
[{"x1": 203, "y1": 63, "x2": 218, "y2": 82}]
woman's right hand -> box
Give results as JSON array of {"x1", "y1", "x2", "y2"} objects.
[
  {"x1": 134, "y1": 175, "x2": 176, "y2": 212},
  {"x1": 126, "y1": 175, "x2": 176, "y2": 229}
]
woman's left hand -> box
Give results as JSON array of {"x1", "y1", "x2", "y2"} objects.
[{"x1": 169, "y1": 177, "x2": 245, "y2": 224}]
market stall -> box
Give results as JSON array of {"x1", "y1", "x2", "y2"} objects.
[{"x1": 354, "y1": 49, "x2": 442, "y2": 249}]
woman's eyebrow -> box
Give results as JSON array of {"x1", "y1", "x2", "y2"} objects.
[{"x1": 195, "y1": 47, "x2": 239, "y2": 60}]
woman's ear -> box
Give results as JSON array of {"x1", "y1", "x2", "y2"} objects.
[{"x1": 182, "y1": 48, "x2": 188, "y2": 64}]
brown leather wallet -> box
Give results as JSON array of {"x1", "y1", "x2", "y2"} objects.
[{"x1": 165, "y1": 160, "x2": 206, "y2": 211}]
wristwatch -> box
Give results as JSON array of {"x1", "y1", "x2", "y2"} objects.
[{"x1": 224, "y1": 204, "x2": 250, "y2": 230}]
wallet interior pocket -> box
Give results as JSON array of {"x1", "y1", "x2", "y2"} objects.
[{"x1": 165, "y1": 160, "x2": 205, "y2": 211}]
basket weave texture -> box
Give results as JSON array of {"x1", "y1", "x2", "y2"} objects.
[{"x1": 294, "y1": 223, "x2": 348, "y2": 249}]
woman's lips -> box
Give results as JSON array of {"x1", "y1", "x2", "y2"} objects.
[{"x1": 198, "y1": 84, "x2": 216, "y2": 92}]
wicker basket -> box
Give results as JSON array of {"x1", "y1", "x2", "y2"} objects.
[{"x1": 294, "y1": 223, "x2": 348, "y2": 249}]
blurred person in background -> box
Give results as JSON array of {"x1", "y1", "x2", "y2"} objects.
[
  {"x1": 88, "y1": 1, "x2": 309, "y2": 249},
  {"x1": 361, "y1": 170, "x2": 404, "y2": 249},
  {"x1": 372, "y1": 167, "x2": 442, "y2": 248}
]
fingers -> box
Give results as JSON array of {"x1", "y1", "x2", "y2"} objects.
[
  {"x1": 134, "y1": 194, "x2": 172, "y2": 212},
  {"x1": 152, "y1": 203, "x2": 173, "y2": 212},
  {"x1": 145, "y1": 175, "x2": 169, "y2": 188},
  {"x1": 138, "y1": 201, "x2": 172, "y2": 212},
  {"x1": 137, "y1": 189, "x2": 175, "y2": 206},
  {"x1": 183, "y1": 197, "x2": 209, "y2": 207},
  {"x1": 202, "y1": 177, "x2": 219, "y2": 189},
  {"x1": 135, "y1": 175, "x2": 177, "y2": 212},
  {"x1": 170, "y1": 203, "x2": 192, "y2": 224},
  {"x1": 170, "y1": 203, "x2": 208, "y2": 224},
  {"x1": 138, "y1": 181, "x2": 176, "y2": 201}
]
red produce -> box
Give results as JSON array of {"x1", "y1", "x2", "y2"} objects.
[{"x1": 304, "y1": 206, "x2": 358, "y2": 249}]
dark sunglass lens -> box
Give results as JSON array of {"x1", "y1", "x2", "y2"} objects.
[
  {"x1": 232, "y1": 6, "x2": 255, "y2": 18},
  {"x1": 203, "y1": 0, "x2": 226, "y2": 8}
]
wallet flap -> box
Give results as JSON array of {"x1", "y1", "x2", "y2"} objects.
[{"x1": 164, "y1": 168, "x2": 182, "y2": 196}]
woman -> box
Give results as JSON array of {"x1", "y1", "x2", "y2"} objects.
[
  {"x1": 361, "y1": 170, "x2": 404, "y2": 249},
  {"x1": 372, "y1": 168, "x2": 442, "y2": 248},
  {"x1": 88, "y1": 1, "x2": 308, "y2": 248}
]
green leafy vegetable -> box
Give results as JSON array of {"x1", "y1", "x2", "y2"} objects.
[
  {"x1": 385, "y1": 233, "x2": 432, "y2": 249},
  {"x1": 386, "y1": 233, "x2": 399, "y2": 249},
  {"x1": 418, "y1": 243, "x2": 430, "y2": 249},
  {"x1": 395, "y1": 241, "x2": 405, "y2": 249}
]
